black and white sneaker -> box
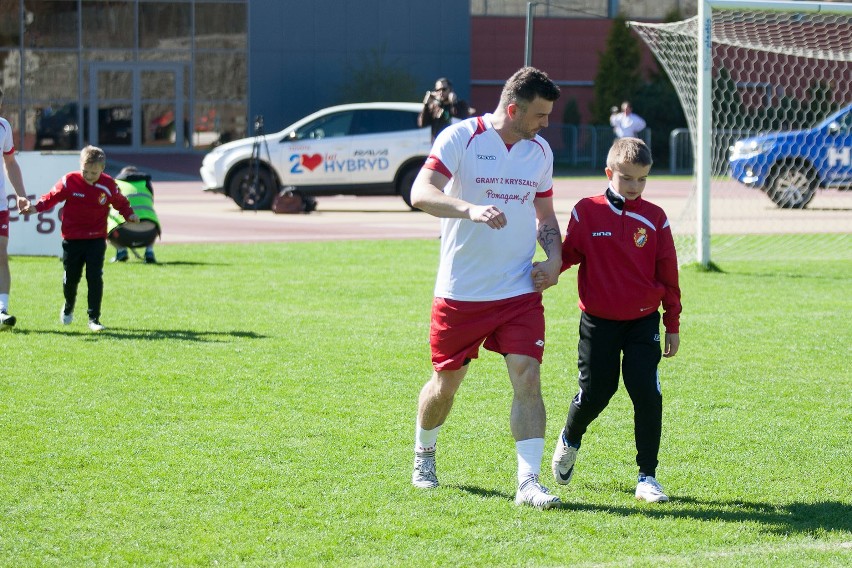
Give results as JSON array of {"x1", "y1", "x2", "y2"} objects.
[
  {"x1": 0, "y1": 310, "x2": 16, "y2": 331},
  {"x1": 551, "y1": 430, "x2": 579, "y2": 485},
  {"x1": 88, "y1": 319, "x2": 105, "y2": 332}
]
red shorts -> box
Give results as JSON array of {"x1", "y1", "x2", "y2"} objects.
[
  {"x1": 430, "y1": 292, "x2": 545, "y2": 371},
  {"x1": 0, "y1": 210, "x2": 9, "y2": 238}
]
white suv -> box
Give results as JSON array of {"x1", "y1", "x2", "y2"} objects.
[{"x1": 199, "y1": 102, "x2": 433, "y2": 210}]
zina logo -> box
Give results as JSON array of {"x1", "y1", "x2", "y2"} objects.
[
  {"x1": 592, "y1": 231, "x2": 612, "y2": 237},
  {"x1": 477, "y1": 154, "x2": 497, "y2": 160}
]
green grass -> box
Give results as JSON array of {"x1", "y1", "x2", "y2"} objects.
[{"x1": 2, "y1": 238, "x2": 850, "y2": 566}]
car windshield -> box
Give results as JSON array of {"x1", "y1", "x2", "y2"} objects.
[{"x1": 292, "y1": 112, "x2": 353, "y2": 140}]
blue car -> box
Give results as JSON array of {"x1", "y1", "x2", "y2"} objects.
[{"x1": 728, "y1": 103, "x2": 852, "y2": 208}]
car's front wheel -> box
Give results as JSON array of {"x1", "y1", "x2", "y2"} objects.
[
  {"x1": 228, "y1": 164, "x2": 277, "y2": 210},
  {"x1": 766, "y1": 163, "x2": 817, "y2": 209}
]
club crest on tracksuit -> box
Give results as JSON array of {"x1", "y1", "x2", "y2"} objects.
[
  {"x1": 633, "y1": 227, "x2": 647, "y2": 248},
  {"x1": 99, "y1": 193, "x2": 108, "y2": 205}
]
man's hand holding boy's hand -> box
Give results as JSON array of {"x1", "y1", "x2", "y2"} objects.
[{"x1": 531, "y1": 257, "x2": 560, "y2": 292}]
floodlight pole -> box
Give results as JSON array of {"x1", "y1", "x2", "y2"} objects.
[{"x1": 525, "y1": 2, "x2": 538, "y2": 66}]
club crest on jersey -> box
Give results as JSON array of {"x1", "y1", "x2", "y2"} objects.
[
  {"x1": 633, "y1": 227, "x2": 647, "y2": 248},
  {"x1": 98, "y1": 193, "x2": 108, "y2": 205}
]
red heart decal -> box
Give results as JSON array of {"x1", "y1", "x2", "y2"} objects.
[{"x1": 301, "y1": 154, "x2": 323, "y2": 171}]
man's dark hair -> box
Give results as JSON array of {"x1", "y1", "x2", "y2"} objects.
[{"x1": 500, "y1": 67, "x2": 561, "y2": 108}]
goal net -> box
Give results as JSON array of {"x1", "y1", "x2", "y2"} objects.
[{"x1": 629, "y1": 1, "x2": 852, "y2": 265}]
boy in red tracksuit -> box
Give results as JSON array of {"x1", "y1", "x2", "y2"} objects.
[
  {"x1": 28, "y1": 146, "x2": 138, "y2": 332},
  {"x1": 547, "y1": 137, "x2": 681, "y2": 503}
]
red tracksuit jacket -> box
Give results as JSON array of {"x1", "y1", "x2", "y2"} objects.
[
  {"x1": 35, "y1": 172, "x2": 135, "y2": 240},
  {"x1": 561, "y1": 187, "x2": 682, "y2": 333}
]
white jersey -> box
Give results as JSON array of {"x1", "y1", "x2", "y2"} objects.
[
  {"x1": 0, "y1": 117, "x2": 15, "y2": 212},
  {"x1": 610, "y1": 112, "x2": 646, "y2": 138},
  {"x1": 425, "y1": 114, "x2": 554, "y2": 301}
]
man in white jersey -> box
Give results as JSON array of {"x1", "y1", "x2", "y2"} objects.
[
  {"x1": 609, "y1": 101, "x2": 646, "y2": 139},
  {"x1": 409, "y1": 67, "x2": 563, "y2": 509},
  {"x1": 0, "y1": 87, "x2": 31, "y2": 330}
]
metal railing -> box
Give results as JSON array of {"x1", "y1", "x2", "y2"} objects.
[
  {"x1": 539, "y1": 124, "x2": 652, "y2": 169},
  {"x1": 669, "y1": 128, "x2": 759, "y2": 175}
]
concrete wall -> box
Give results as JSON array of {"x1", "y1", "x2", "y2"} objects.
[{"x1": 248, "y1": 0, "x2": 471, "y2": 134}]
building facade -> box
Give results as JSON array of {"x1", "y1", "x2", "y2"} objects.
[
  {"x1": 1, "y1": 0, "x2": 470, "y2": 153},
  {"x1": 2, "y1": 0, "x2": 688, "y2": 155}
]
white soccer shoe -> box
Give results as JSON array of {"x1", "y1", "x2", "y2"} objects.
[
  {"x1": 412, "y1": 451, "x2": 438, "y2": 489},
  {"x1": 515, "y1": 475, "x2": 561, "y2": 509},
  {"x1": 551, "y1": 431, "x2": 579, "y2": 485},
  {"x1": 635, "y1": 475, "x2": 669, "y2": 503}
]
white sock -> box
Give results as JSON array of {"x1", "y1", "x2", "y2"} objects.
[
  {"x1": 516, "y1": 438, "x2": 545, "y2": 485},
  {"x1": 0, "y1": 293, "x2": 8, "y2": 312},
  {"x1": 414, "y1": 423, "x2": 441, "y2": 453}
]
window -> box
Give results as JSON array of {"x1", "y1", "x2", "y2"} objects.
[
  {"x1": 25, "y1": 0, "x2": 79, "y2": 48},
  {"x1": 294, "y1": 112, "x2": 354, "y2": 140},
  {"x1": 351, "y1": 110, "x2": 420, "y2": 135},
  {"x1": 139, "y1": 2, "x2": 191, "y2": 50},
  {"x1": 81, "y1": 0, "x2": 133, "y2": 49}
]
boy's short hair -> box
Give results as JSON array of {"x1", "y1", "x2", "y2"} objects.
[
  {"x1": 80, "y1": 145, "x2": 106, "y2": 166},
  {"x1": 607, "y1": 137, "x2": 653, "y2": 170}
]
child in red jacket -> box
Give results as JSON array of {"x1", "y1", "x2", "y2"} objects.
[
  {"x1": 548, "y1": 137, "x2": 681, "y2": 503},
  {"x1": 28, "y1": 146, "x2": 138, "y2": 331}
]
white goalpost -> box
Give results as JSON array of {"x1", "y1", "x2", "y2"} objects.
[{"x1": 630, "y1": 0, "x2": 852, "y2": 266}]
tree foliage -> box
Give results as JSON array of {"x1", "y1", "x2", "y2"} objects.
[
  {"x1": 591, "y1": 14, "x2": 643, "y2": 124},
  {"x1": 594, "y1": 10, "x2": 688, "y2": 164}
]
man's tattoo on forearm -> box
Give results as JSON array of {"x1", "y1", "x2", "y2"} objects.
[{"x1": 538, "y1": 223, "x2": 560, "y2": 255}]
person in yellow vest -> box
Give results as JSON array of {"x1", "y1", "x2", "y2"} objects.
[{"x1": 109, "y1": 166, "x2": 161, "y2": 263}]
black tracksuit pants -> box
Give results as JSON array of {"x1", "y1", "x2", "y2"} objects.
[
  {"x1": 563, "y1": 311, "x2": 663, "y2": 477},
  {"x1": 62, "y1": 238, "x2": 107, "y2": 321}
]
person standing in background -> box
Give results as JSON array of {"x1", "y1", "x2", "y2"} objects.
[
  {"x1": 418, "y1": 77, "x2": 475, "y2": 141},
  {"x1": 610, "y1": 101, "x2": 646, "y2": 138}
]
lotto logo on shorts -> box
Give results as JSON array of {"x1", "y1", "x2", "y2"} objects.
[{"x1": 535, "y1": 339, "x2": 544, "y2": 347}]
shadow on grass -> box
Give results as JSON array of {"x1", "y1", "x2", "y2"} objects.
[
  {"x1": 559, "y1": 496, "x2": 852, "y2": 536},
  {"x1": 458, "y1": 483, "x2": 850, "y2": 535},
  {"x1": 14, "y1": 328, "x2": 265, "y2": 342},
  {"x1": 455, "y1": 485, "x2": 513, "y2": 500},
  {"x1": 110, "y1": 260, "x2": 229, "y2": 267}
]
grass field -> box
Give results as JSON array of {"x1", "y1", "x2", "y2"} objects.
[{"x1": 2, "y1": 238, "x2": 850, "y2": 566}]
